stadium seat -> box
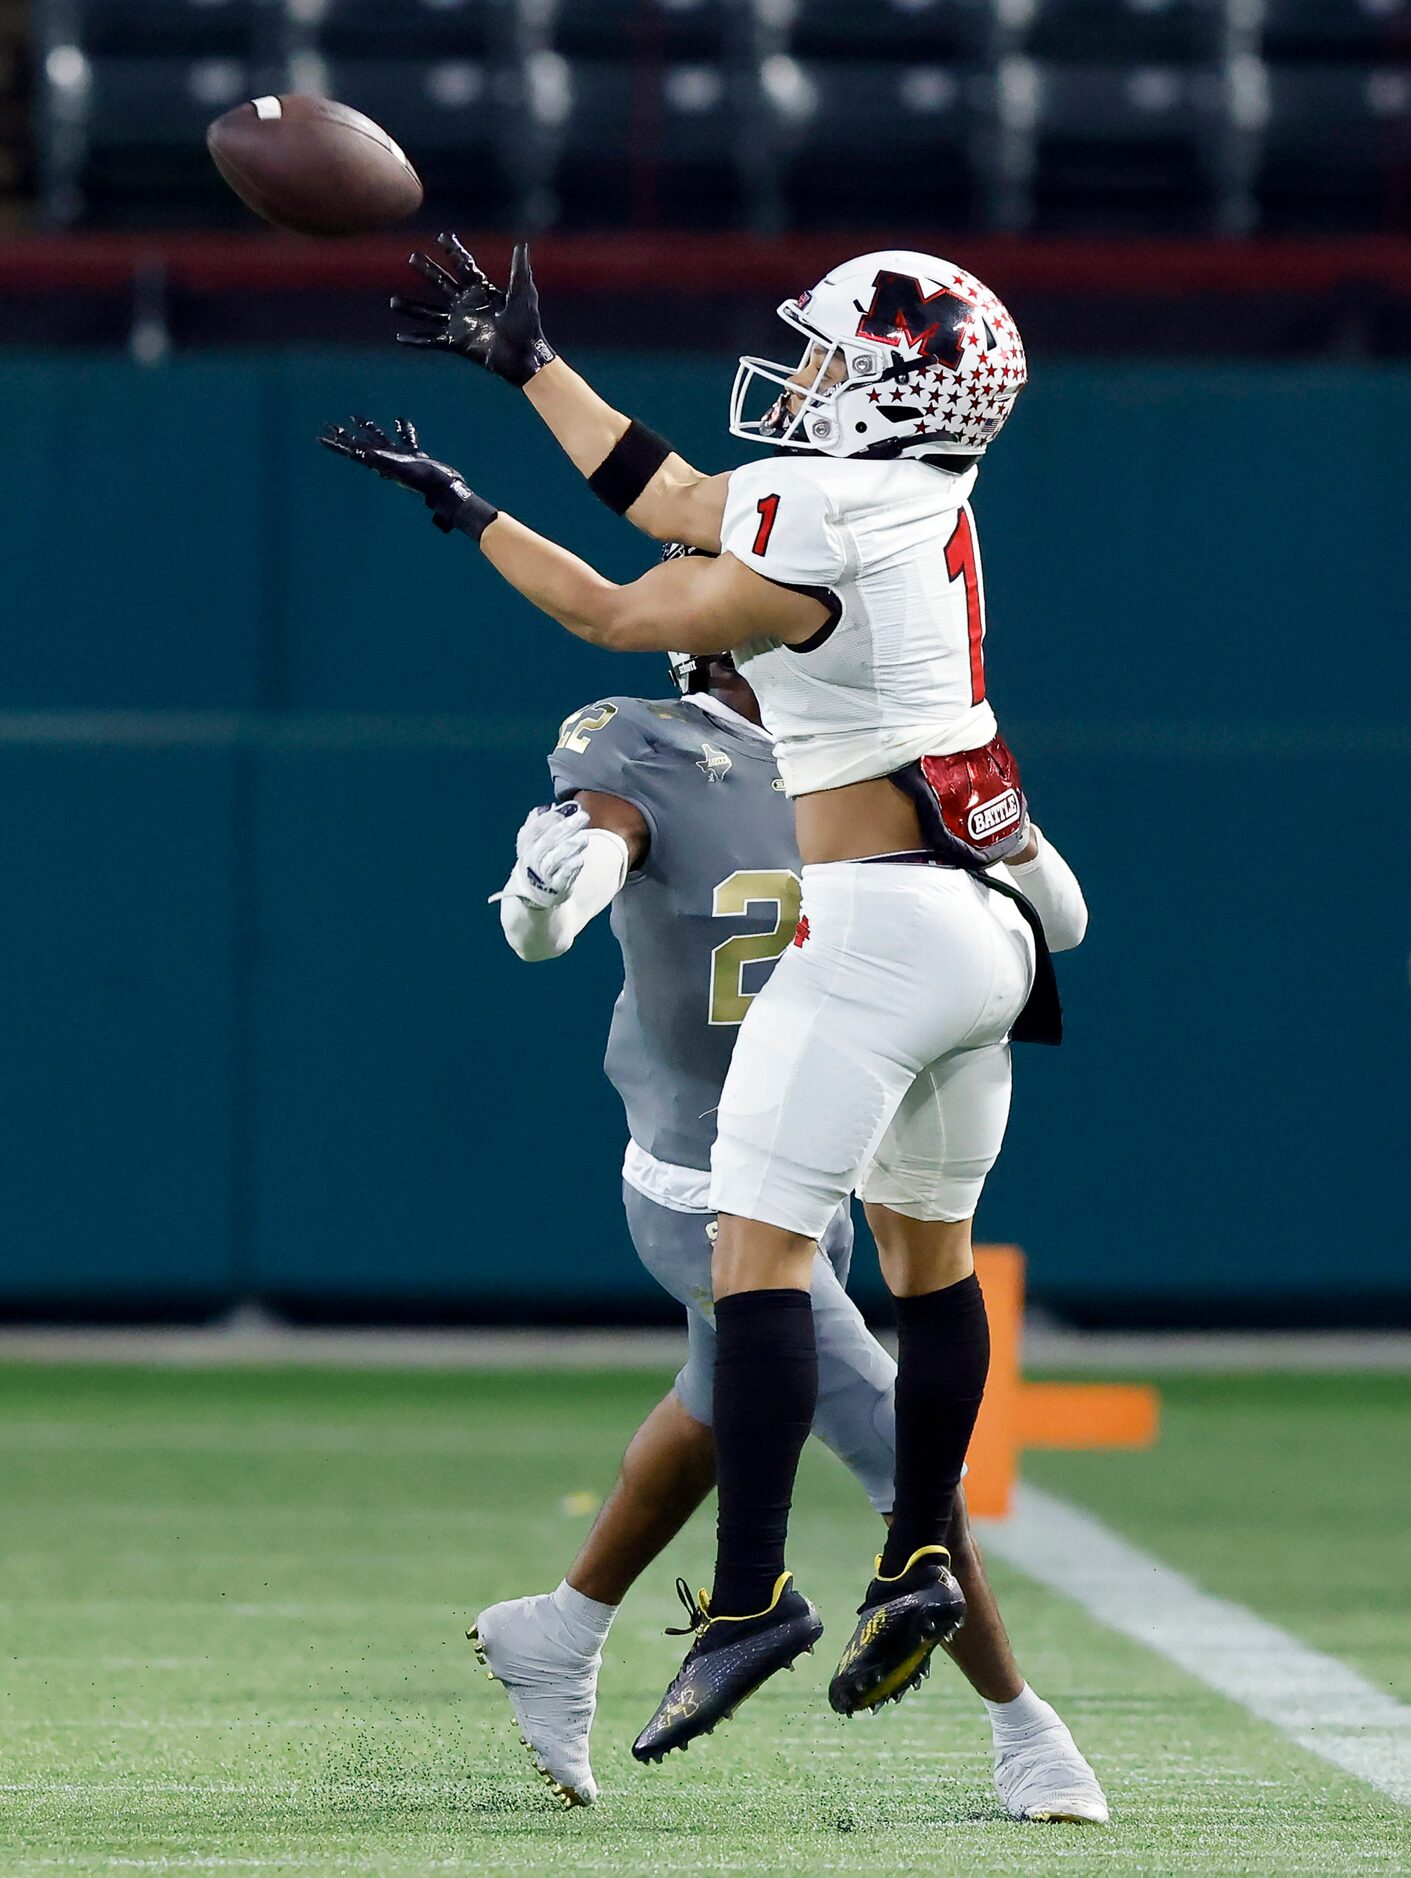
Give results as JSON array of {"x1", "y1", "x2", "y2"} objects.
[
  {"x1": 770, "y1": 0, "x2": 993, "y2": 65},
  {"x1": 62, "y1": 0, "x2": 256, "y2": 58},
  {"x1": 1261, "y1": 0, "x2": 1411, "y2": 67},
  {"x1": 542, "y1": 0, "x2": 742, "y2": 61},
  {"x1": 536, "y1": 58, "x2": 748, "y2": 228},
  {"x1": 1255, "y1": 65, "x2": 1411, "y2": 232},
  {"x1": 311, "y1": 0, "x2": 508, "y2": 60},
  {"x1": 74, "y1": 55, "x2": 256, "y2": 226},
  {"x1": 323, "y1": 58, "x2": 521, "y2": 221},
  {"x1": 759, "y1": 60, "x2": 986, "y2": 231},
  {"x1": 1022, "y1": 0, "x2": 1225, "y2": 67},
  {"x1": 1028, "y1": 62, "x2": 1225, "y2": 232}
]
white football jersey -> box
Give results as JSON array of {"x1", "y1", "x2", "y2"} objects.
[{"x1": 720, "y1": 454, "x2": 998, "y2": 796}]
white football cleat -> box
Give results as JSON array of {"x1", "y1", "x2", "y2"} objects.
[
  {"x1": 993, "y1": 1717, "x2": 1110, "y2": 1824},
  {"x1": 470, "y1": 1593, "x2": 601, "y2": 1807}
]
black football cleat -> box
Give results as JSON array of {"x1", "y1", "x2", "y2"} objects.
[
  {"x1": 828, "y1": 1544, "x2": 966, "y2": 1716},
  {"x1": 632, "y1": 1572, "x2": 823, "y2": 1763}
]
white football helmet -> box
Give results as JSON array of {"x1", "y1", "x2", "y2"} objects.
[
  {"x1": 667, "y1": 646, "x2": 710, "y2": 694},
  {"x1": 729, "y1": 249, "x2": 1027, "y2": 460}
]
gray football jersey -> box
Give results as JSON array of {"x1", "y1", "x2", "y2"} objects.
[{"x1": 548, "y1": 695, "x2": 801, "y2": 1171}]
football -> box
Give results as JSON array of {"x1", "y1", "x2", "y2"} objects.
[{"x1": 206, "y1": 94, "x2": 423, "y2": 237}]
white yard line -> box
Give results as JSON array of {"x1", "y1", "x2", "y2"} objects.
[
  {"x1": 1022, "y1": 1327, "x2": 1411, "y2": 1373},
  {"x1": 981, "y1": 1483, "x2": 1411, "y2": 1810}
]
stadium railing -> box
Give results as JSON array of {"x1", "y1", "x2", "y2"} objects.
[{"x1": 28, "y1": 0, "x2": 1411, "y2": 235}]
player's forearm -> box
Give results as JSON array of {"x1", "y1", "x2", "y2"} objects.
[
  {"x1": 480, "y1": 513, "x2": 692, "y2": 653},
  {"x1": 497, "y1": 828, "x2": 629, "y2": 961},
  {"x1": 498, "y1": 892, "x2": 587, "y2": 963},
  {"x1": 481, "y1": 516, "x2": 816, "y2": 657},
  {"x1": 479, "y1": 513, "x2": 637, "y2": 648},
  {"x1": 523, "y1": 358, "x2": 632, "y2": 480},
  {"x1": 523, "y1": 360, "x2": 722, "y2": 550},
  {"x1": 1000, "y1": 827, "x2": 1088, "y2": 952}
]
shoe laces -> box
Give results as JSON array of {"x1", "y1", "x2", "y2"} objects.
[{"x1": 665, "y1": 1577, "x2": 711, "y2": 1638}]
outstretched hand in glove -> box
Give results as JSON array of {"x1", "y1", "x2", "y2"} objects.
[
  {"x1": 392, "y1": 236, "x2": 556, "y2": 387},
  {"x1": 317, "y1": 415, "x2": 499, "y2": 539}
]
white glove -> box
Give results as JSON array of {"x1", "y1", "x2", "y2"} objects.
[{"x1": 499, "y1": 802, "x2": 591, "y2": 910}]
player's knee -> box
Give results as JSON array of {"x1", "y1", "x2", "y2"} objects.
[
  {"x1": 861, "y1": 1154, "x2": 995, "y2": 1233},
  {"x1": 709, "y1": 1118, "x2": 837, "y2": 1239},
  {"x1": 867, "y1": 1207, "x2": 974, "y2": 1296},
  {"x1": 712, "y1": 1214, "x2": 816, "y2": 1297}
]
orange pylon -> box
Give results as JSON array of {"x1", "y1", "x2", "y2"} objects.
[{"x1": 965, "y1": 1246, "x2": 1159, "y2": 1518}]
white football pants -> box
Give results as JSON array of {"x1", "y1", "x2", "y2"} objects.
[{"x1": 709, "y1": 860, "x2": 1035, "y2": 1238}]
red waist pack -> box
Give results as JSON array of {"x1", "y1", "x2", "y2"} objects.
[{"x1": 890, "y1": 733, "x2": 1029, "y2": 868}]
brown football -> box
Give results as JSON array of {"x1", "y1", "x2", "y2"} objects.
[{"x1": 206, "y1": 94, "x2": 423, "y2": 237}]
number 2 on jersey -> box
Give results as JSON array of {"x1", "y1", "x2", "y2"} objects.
[
  {"x1": 555, "y1": 701, "x2": 618, "y2": 753},
  {"x1": 708, "y1": 869, "x2": 802, "y2": 1025},
  {"x1": 945, "y1": 506, "x2": 986, "y2": 706}
]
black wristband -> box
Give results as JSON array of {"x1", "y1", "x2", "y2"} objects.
[
  {"x1": 432, "y1": 487, "x2": 500, "y2": 541},
  {"x1": 587, "y1": 418, "x2": 672, "y2": 515}
]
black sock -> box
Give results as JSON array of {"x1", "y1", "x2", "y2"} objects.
[
  {"x1": 880, "y1": 1272, "x2": 990, "y2": 1579},
  {"x1": 710, "y1": 1288, "x2": 817, "y2": 1617}
]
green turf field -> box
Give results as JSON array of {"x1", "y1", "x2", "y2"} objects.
[{"x1": 2, "y1": 1363, "x2": 1408, "y2": 1874}]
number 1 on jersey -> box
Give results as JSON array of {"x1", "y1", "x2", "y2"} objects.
[
  {"x1": 945, "y1": 506, "x2": 986, "y2": 706},
  {"x1": 753, "y1": 493, "x2": 781, "y2": 557}
]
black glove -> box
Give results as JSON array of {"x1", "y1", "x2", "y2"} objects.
[
  {"x1": 392, "y1": 236, "x2": 556, "y2": 388},
  {"x1": 318, "y1": 416, "x2": 499, "y2": 539}
]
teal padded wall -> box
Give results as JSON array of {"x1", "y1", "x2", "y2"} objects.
[
  {"x1": 0, "y1": 353, "x2": 1405, "y2": 1316},
  {"x1": 985, "y1": 740, "x2": 1411, "y2": 1310},
  {"x1": 0, "y1": 729, "x2": 240, "y2": 1304},
  {"x1": 246, "y1": 728, "x2": 653, "y2": 1308},
  {"x1": 0, "y1": 359, "x2": 270, "y2": 707}
]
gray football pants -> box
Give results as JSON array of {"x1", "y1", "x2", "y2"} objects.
[{"x1": 621, "y1": 1180, "x2": 897, "y2": 1514}]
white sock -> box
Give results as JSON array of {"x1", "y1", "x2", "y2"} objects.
[
  {"x1": 983, "y1": 1684, "x2": 1060, "y2": 1744},
  {"x1": 550, "y1": 1580, "x2": 618, "y2": 1657}
]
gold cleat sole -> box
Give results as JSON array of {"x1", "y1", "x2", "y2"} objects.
[
  {"x1": 833, "y1": 1606, "x2": 965, "y2": 1716},
  {"x1": 466, "y1": 1626, "x2": 592, "y2": 1810}
]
